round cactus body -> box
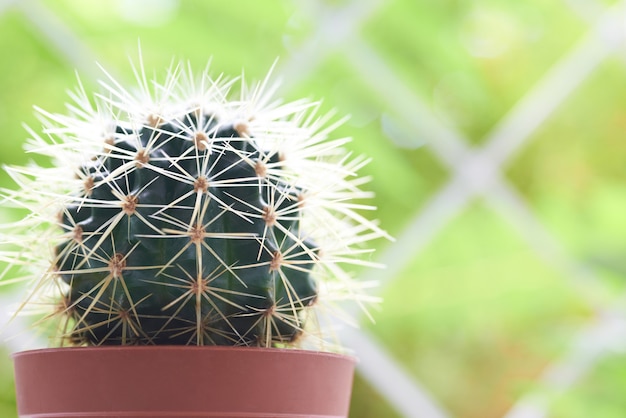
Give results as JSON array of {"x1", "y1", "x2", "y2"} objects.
[{"x1": 1, "y1": 60, "x2": 387, "y2": 348}]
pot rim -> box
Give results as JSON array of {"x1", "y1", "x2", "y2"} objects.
[{"x1": 12, "y1": 344, "x2": 357, "y2": 362}]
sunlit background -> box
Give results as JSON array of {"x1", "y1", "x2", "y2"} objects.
[{"x1": 1, "y1": 0, "x2": 626, "y2": 417}]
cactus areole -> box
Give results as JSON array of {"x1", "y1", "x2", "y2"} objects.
[{"x1": 1, "y1": 59, "x2": 387, "y2": 350}]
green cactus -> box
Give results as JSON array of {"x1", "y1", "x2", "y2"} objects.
[{"x1": 1, "y1": 60, "x2": 388, "y2": 348}]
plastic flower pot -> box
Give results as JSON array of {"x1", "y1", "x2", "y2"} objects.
[{"x1": 13, "y1": 346, "x2": 355, "y2": 418}]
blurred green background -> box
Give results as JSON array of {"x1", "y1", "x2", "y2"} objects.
[{"x1": 1, "y1": 0, "x2": 626, "y2": 417}]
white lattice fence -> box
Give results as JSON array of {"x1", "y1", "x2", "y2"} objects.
[{"x1": 1, "y1": 1, "x2": 626, "y2": 417}]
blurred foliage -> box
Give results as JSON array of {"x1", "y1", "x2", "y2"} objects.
[
  {"x1": 1, "y1": 0, "x2": 625, "y2": 417},
  {"x1": 0, "y1": 349, "x2": 16, "y2": 417},
  {"x1": 550, "y1": 352, "x2": 626, "y2": 418},
  {"x1": 370, "y1": 202, "x2": 593, "y2": 417},
  {"x1": 350, "y1": 373, "x2": 403, "y2": 418}
]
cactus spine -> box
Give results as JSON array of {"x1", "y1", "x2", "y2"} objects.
[{"x1": 1, "y1": 60, "x2": 387, "y2": 349}]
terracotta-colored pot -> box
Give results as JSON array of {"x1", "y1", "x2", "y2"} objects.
[{"x1": 13, "y1": 346, "x2": 355, "y2": 417}]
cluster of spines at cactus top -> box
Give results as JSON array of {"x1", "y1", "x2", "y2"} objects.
[{"x1": 0, "y1": 60, "x2": 388, "y2": 349}]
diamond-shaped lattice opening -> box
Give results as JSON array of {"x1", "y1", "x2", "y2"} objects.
[
  {"x1": 506, "y1": 57, "x2": 626, "y2": 293},
  {"x1": 287, "y1": 55, "x2": 450, "y2": 238},
  {"x1": 366, "y1": 201, "x2": 592, "y2": 418},
  {"x1": 349, "y1": 372, "x2": 403, "y2": 418},
  {"x1": 0, "y1": 10, "x2": 78, "y2": 186},
  {"x1": 360, "y1": 0, "x2": 588, "y2": 144},
  {"x1": 0, "y1": 348, "x2": 16, "y2": 418},
  {"x1": 548, "y1": 351, "x2": 626, "y2": 418},
  {"x1": 42, "y1": 0, "x2": 293, "y2": 73}
]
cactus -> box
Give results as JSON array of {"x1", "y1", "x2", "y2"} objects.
[{"x1": 0, "y1": 59, "x2": 388, "y2": 348}]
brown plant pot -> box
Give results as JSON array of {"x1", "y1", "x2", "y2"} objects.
[{"x1": 13, "y1": 346, "x2": 356, "y2": 418}]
